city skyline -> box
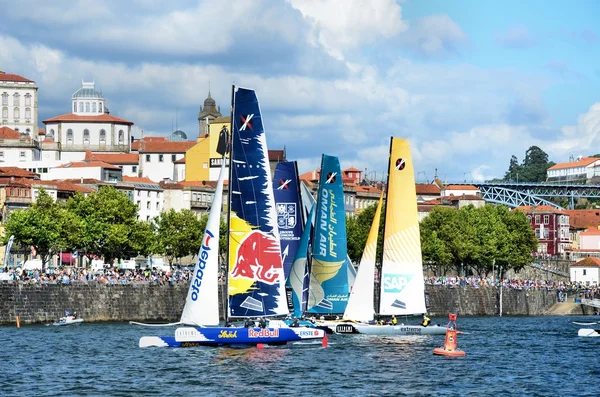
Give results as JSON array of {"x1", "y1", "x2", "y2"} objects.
[{"x1": 1, "y1": 0, "x2": 598, "y2": 182}]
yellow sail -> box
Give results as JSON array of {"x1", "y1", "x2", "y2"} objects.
[{"x1": 379, "y1": 138, "x2": 427, "y2": 316}]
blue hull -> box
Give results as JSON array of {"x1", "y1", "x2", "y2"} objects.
[{"x1": 139, "y1": 326, "x2": 325, "y2": 348}]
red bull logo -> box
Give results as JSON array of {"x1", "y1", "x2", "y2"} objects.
[
  {"x1": 248, "y1": 328, "x2": 279, "y2": 338},
  {"x1": 191, "y1": 230, "x2": 214, "y2": 301},
  {"x1": 231, "y1": 230, "x2": 283, "y2": 285}
]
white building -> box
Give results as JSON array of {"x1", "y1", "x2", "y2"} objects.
[
  {"x1": 546, "y1": 156, "x2": 600, "y2": 182},
  {"x1": 0, "y1": 126, "x2": 39, "y2": 163},
  {"x1": 440, "y1": 184, "x2": 481, "y2": 197},
  {"x1": 570, "y1": 257, "x2": 600, "y2": 286},
  {"x1": 0, "y1": 71, "x2": 39, "y2": 138},
  {"x1": 42, "y1": 81, "x2": 133, "y2": 162},
  {"x1": 121, "y1": 176, "x2": 163, "y2": 221},
  {"x1": 46, "y1": 160, "x2": 122, "y2": 182},
  {"x1": 131, "y1": 136, "x2": 195, "y2": 182}
]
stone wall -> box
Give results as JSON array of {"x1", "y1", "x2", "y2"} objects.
[{"x1": 0, "y1": 281, "x2": 584, "y2": 325}]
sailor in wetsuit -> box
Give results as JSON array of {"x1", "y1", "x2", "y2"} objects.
[{"x1": 420, "y1": 314, "x2": 431, "y2": 327}]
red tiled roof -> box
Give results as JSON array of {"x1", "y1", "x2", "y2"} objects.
[
  {"x1": 570, "y1": 257, "x2": 600, "y2": 268},
  {"x1": 38, "y1": 129, "x2": 45, "y2": 135},
  {"x1": 515, "y1": 205, "x2": 566, "y2": 214},
  {"x1": 562, "y1": 209, "x2": 600, "y2": 230},
  {"x1": 43, "y1": 113, "x2": 133, "y2": 125},
  {"x1": 548, "y1": 157, "x2": 599, "y2": 170},
  {"x1": 41, "y1": 180, "x2": 95, "y2": 193},
  {"x1": 344, "y1": 167, "x2": 362, "y2": 173},
  {"x1": 84, "y1": 151, "x2": 138, "y2": 165},
  {"x1": 122, "y1": 176, "x2": 158, "y2": 184},
  {"x1": 355, "y1": 185, "x2": 381, "y2": 193},
  {"x1": 444, "y1": 184, "x2": 479, "y2": 190},
  {"x1": 580, "y1": 227, "x2": 600, "y2": 236},
  {"x1": 174, "y1": 156, "x2": 186, "y2": 164},
  {"x1": 0, "y1": 72, "x2": 34, "y2": 83},
  {"x1": 56, "y1": 160, "x2": 121, "y2": 170},
  {"x1": 416, "y1": 183, "x2": 441, "y2": 194},
  {"x1": 0, "y1": 167, "x2": 39, "y2": 179},
  {"x1": 63, "y1": 178, "x2": 103, "y2": 184},
  {"x1": 133, "y1": 138, "x2": 195, "y2": 153},
  {"x1": 0, "y1": 126, "x2": 21, "y2": 139},
  {"x1": 440, "y1": 194, "x2": 484, "y2": 201}
]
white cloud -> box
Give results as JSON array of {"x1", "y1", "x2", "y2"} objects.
[
  {"x1": 287, "y1": 0, "x2": 408, "y2": 60},
  {"x1": 400, "y1": 15, "x2": 468, "y2": 58}
]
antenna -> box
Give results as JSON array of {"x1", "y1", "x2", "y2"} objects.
[{"x1": 176, "y1": 107, "x2": 178, "y2": 132}]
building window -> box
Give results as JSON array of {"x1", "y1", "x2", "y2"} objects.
[
  {"x1": 25, "y1": 108, "x2": 31, "y2": 119},
  {"x1": 1, "y1": 92, "x2": 7, "y2": 105},
  {"x1": 172, "y1": 154, "x2": 176, "y2": 162},
  {"x1": 583, "y1": 269, "x2": 587, "y2": 276},
  {"x1": 26, "y1": 128, "x2": 30, "y2": 135},
  {"x1": 146, "y1": 154, "x2": 151, "y2": 162},
  {"x1": 73, "y1": 102, "x2": 77, "y2": 113},
  {"x1": 132, "y1": 166, "x2": 137, "y2": 173},
  {"x1": 203, "y1": 162, "x2": 208, "y2": 169},
  {"x1": 146, "y1": 202, "x2": 151, "y2": 209},
  {"x1": 25, "y1": 94, "x2": 31, "y2": 106},
  {"x1": 100, "y1": 129, "x2": 106, "y2": 144},
  {"x1": 118, "y1": 130, "x2": 124, "y2": 144},
  {"x1": 137, "y1": 201, "x2": 141, "y2": 207},
  {"x1": 159, "y1": 154, "x2": 164, "y2": 162},
  {"x1": 85, "y1": 102, "x2": 90, "y2": 113},
  {"x1": 83, "y1": 129, "x2": 90, "y2": 144},
  {"x1": 48, "y1": 129, "x2": 55, "y2": 140},
  {"x1": 13, "y1": 93, "x2": 20, "y2": 106},
  {"x1": 14, "y1": 107, "x2": 20, "y2": 119},
  {"x1": 543, "y1": 215, "x2": 549, "y2": 224},
  {"x1": 79, "y1": 102, "x2": 83, "y2": 112},
  {"x1": 20, "y1": 151, "x2": 26, "y2": 159},
  {"x1": 0, "y1": 151, "x2": 4, "y2": 161},
  {"x1": 534, "y1": 215, "x2": 540, "y2": 224},
  {"x1": 92, "y1": 102, "x2": 96, "y2": 113},
  {"x1": 67, "y1": 129, "x2": 73, "y2": 144},
  {"x1": 137, "y1": 190, "x2": 141, "y2": 196},
  {"x1": 156, "y1": 202, "x2": 160, "y2": 210},
  {"x1": 99, "y1": 102, "x2": 103, "y2": 113},
  {"x1": 1, "y1": 107, "x2": 7, "y2": 119}
]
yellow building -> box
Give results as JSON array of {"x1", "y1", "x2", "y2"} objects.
[{"x1": 185, "y1": 116, "x2": 230, "y2": 182}]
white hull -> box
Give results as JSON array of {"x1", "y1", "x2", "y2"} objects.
[
  {"x1": 317, "y1": 320, "x2": 447, "y2": 336},
  {"x1": 53, "y1": 318, "x2": 84, "y2": 326},
  {"x1": 578, "y1": 328, "x2": 600, "y2": 337}
]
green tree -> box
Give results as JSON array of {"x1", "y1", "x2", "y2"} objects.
[
  {"x1": 519, "y1": 146, "x2": 554, "y2": 182},
  {"x1": 154, "y1": 209, "x2": 204, "y2": 267},
  {"x1": 503, "y1": 155, "x2": 522, "y2": 182},
  {"x1": 2, "y1": 189, "x2": 83, "y2": 271},
  {"x1": 66, "y1": 186, "x2": 144, "y2": 265}
]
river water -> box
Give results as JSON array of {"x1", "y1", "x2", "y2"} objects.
[{"x1": 1, "y1": 315, "x2": 598, "y2": 396}]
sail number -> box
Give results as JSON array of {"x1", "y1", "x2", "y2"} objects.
[{"x1": 336, "y1": 324, "x2": 356, "y2": 334}]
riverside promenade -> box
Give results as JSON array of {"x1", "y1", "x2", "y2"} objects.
[{"x1": 1, "y1": 280, "x2": 594, "y2": 325}]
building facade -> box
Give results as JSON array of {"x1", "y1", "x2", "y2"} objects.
[
  {"x1": 517, "y1": 205, "x2": 570, "y2": 256},
  {"x1": 0, "y1": 71, "x2": 39, "y2": 138}
]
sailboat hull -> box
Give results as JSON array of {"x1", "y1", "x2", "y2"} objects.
[
  {"x1": 317, "y1": 320, "x2": 448, "y2": 336},
  {"x1": 139, "y1": 326, "x2": 326, "y2": 348}
]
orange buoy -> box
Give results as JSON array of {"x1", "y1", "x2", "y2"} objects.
[
  {"x1": 16, "y1": 315, "x2": 20, "y2": 328},
  {"x1": 433, "y1": 313, "x2": 466, "y2": 357},
  {"x1": 322, "y1": 333, "x2": 328, "y2": 348}
]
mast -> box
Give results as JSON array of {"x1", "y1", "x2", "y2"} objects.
[
  {"x1": 375, "y1": 136, "x2": 393, "y2": 317},
  {"x1": 224, "y1": 84, "x2": 235, "y2": 325}
]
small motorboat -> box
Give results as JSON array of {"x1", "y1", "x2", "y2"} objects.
[{"x1": 52, "y1": 311, "x2": 84, "y2": 326}]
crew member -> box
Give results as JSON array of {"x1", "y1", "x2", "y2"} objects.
[
  {"x1": 259, "y1": 317, "x2": 267, "y2": 328},
  {"x1": 291, "y1": 318, "x2": 300, "y2": 327},
  {"x1": 420, "y1": 314, "x2": 431, "y2": 327},
  {"x1": 244, "y1": 318, "x2": 254, "y2": 328},
  {"x1": 391, "y1": 315, "x2": 398, "y2": 325}
]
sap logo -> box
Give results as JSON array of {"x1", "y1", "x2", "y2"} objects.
[
  {"x1": 298, "y1": 330, "x2": 319, "y2": 337},
  {"x1": 383, "y1": 274, "x2": 412, "y2": 293}
]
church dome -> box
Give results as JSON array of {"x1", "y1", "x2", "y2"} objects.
[
  {"x1": 170, "y1": 129, "x2": 187, "y2": 141},
  {"x1": 73, "y1": 81, "x2": 103, "y2": 99}
]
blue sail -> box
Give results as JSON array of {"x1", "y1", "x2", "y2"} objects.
[
  {"x1": 227, "y1": 87, "x2": 288, "y2": 318},
  {"x1": 307, "y1": 154, "x2": 350, "y2": 314},
  {"x1": 287, "y1": 204, "x2": 315, "y2": 318},
  {"x1": 273, "y1": 161, "x2": 304, "y2": 280}
]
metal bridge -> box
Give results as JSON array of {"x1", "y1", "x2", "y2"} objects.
[{"x1": 449, "y1": 181, "x2": 600, "y2": 209}]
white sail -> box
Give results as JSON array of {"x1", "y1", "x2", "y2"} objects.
[
  {"x1": 343, "y1": 193, "x2": 383, "y2": 322},
  {"x1": 179, "y1": 159, "x2": 226, "y2": 326},
  {"x1": 379, "y1": 138, "x2": 427, "y2": 316}
]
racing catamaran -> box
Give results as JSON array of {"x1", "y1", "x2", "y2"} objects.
[
  {"x1": 135, "y1": 87, "x2": 326, "y2": 347},
  {"x1": 318, "y1": 137, "x2": 447, "y2": 336}
]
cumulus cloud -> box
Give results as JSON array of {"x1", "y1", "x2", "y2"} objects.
[
  {"x1": 399, "y1": 15, "x2": 468, "y2": 58},
  {"x1": 287, "y1": 0, "x2": 408, "y2": 60}
]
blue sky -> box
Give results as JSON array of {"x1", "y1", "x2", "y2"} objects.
[{"x1": 1, "y1": 0, "x2": 598, "y2": 182}]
